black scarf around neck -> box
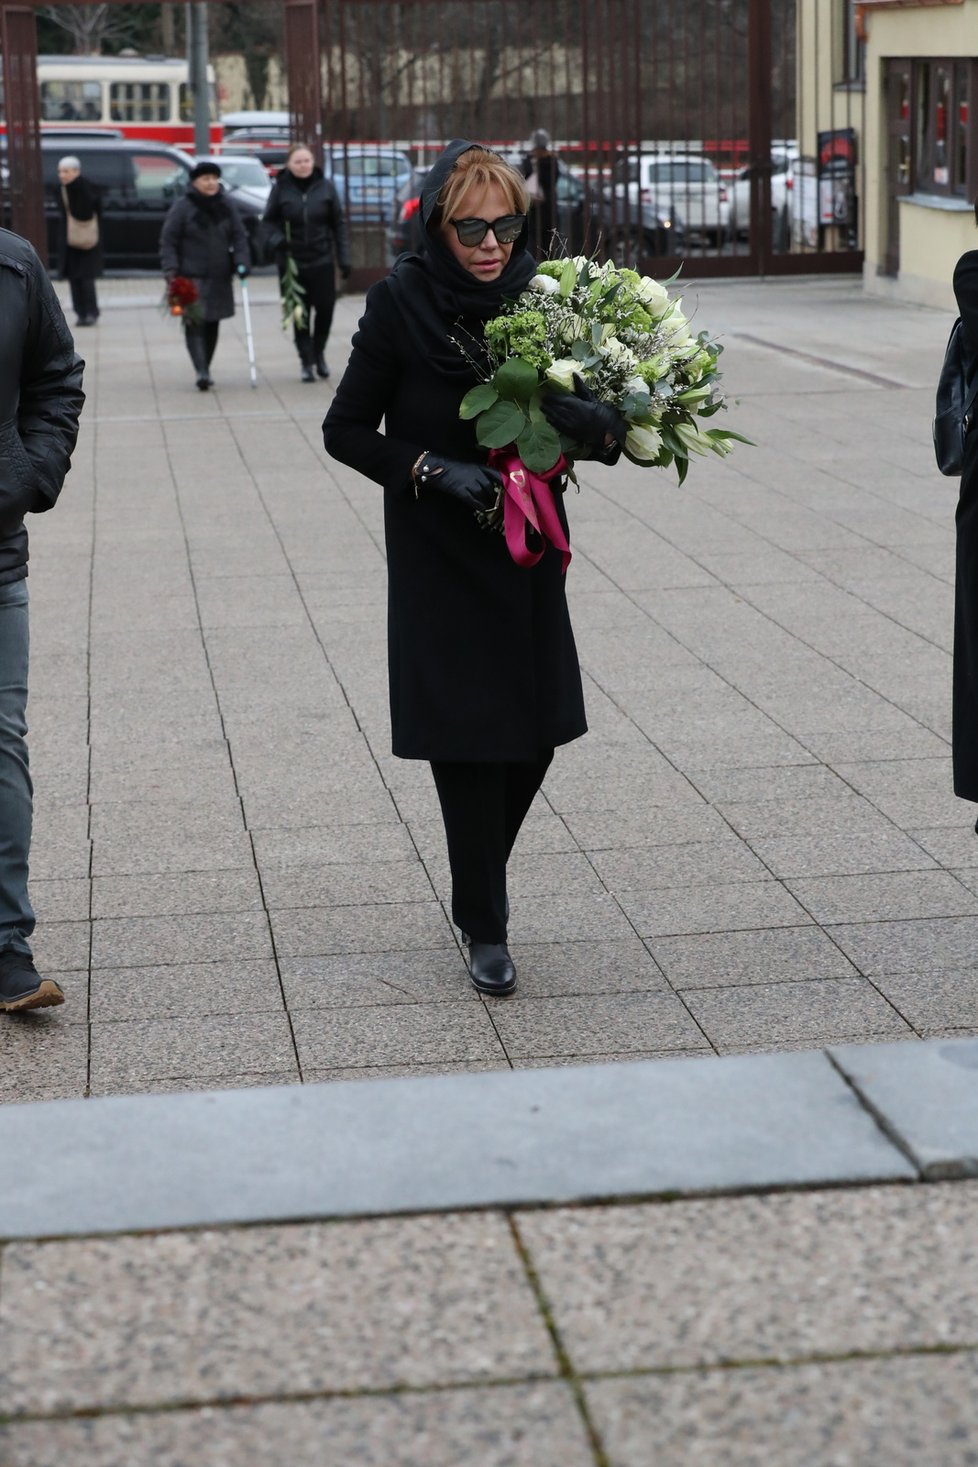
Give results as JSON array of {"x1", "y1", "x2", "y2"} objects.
[
  {"x1": 188, "y1": 186, "x2": 230, "y2": 221},
  {"x1": 386, "y1": 139, "x2": 537, "y2": 381}
]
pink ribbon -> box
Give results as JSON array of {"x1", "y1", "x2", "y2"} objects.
[{"x1": 488, "y1": 448, "x2": 571, "y2": 574}]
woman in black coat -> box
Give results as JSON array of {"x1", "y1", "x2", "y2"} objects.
[
  {"x1": 953, "y1": 237, "x2": 978, "y2": 810},
  {"x1": 323, "y1": 140, "x2": 623, "y2": 996},
  {"x1": 159, "y1": 161, "x2": 250, "y2": 391},
  {"x1": 56, "y1": 156, "x2": 102, "y2": 327},
  {"x1": 262, "y1": 143, "x2": 351, "y2": 382}
]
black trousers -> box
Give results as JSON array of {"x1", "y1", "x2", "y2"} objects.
[
  {"x1": 184, "y1": 320, "x2": 219, "y2": 373},
  {"x1": 69, "y1": 276, "x2": 98, "y2": 321},
  {"x1": 292, "y1": 263, "x2": 336, "y2": 363},
  {"x1": 430, "y1": 752, "x2": 554, "y2": 943}
]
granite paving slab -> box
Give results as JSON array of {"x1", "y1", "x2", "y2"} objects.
[
  {"x1": 89, "y1": 960, "x2": 283, "y2": 1022},
  {"x1": 0, "y1": 1213, "x2": 554, "y2": 1416},
  {"x1": 268, "y1": 901, "x2": 452, "y2": 957},
  {"x1": 516, "y1": 1180, "x2": 978, "y2": 1374},
  {"x1": 871, "y1": 970, "x2": 978, "y2": 1031},
  {"x1": 290, "y1": 1001, "x2": 504, "y2": 1070},
  {"x1": 619, "y1": 880, "x2": 811, "y2": 937},
  {"x1": 0, "y1": 1051, "x2": 913, "y2": 1241},
  {"x1": 830, "y1": 1036, "x2": 978, "y2": 1178},
  {"x1": 90, "y1": 910, "x2": 273, "y2": 968},
  {"x1": 649, "y1": 925, "x2": 858, "y2": 989},
  {"x1": 89, "y1": 1011, "x2": 296, "y2": 1087},
  {"x1": 682, "y1": 977, "x2": 911, "y2": 1050},
  {"x1": 0, "y1": 1383, "x2": 595, "y2": 1467},
  {"x1": 489, "y1": 991, "x2": 707, "y2": 1059},
  {"x1": 583, "y1": 1353, "x2": 978, "y2": 1467},
  {"x1": 785, "y1": 870, "x2": 978, "y2": 924},
  {"x1": 827, "y1": 915, "x2": 978, "y2": 975},
  {"x1": 279, "y1": 949, "x2": 475, "y2": 1008}
]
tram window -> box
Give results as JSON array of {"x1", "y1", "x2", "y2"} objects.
[
  {"x1": 40, "y1": 80, "x2": 102, "y2": 123},
  {"x1": 110, "y1": 82, "x2": 172, "y2": 124}
]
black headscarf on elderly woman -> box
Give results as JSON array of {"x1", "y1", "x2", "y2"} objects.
[{"x1": 386, "y1": 139, "x2": 537, "y2": 380}]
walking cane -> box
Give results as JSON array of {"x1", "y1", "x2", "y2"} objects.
[{"x1": 237, "y1": 268, "x2": 258, "y2": 388}]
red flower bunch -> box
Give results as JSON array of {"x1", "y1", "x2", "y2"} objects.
[{"x1": 161, "y1": 275, "x2": 202, "y2": 324}]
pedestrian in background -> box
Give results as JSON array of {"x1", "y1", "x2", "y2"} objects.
[
  {"x1": 56, "y1": 155, "x2": 102, "y2": 327},
  {"x1": 159, "y1": 160, "x2": 250, "y2": 391},
  {"x1": 323, "y1": 140, "x2": 623, "y2": 997},
  {"x1": 953, "y1": 231, "x2": 978, "y2": 814},
  {"x1": 262, "y1": 142, "x2": 351, "y2": 383},
  {"x1": 520, "y1": 128, "x2": 559, "y2": 258},
  {"x1": 0, "y1": 226, "x2": 84, "y2": 1012}
]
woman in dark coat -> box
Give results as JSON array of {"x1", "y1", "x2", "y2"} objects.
[
  {"x1": 262, "y1": 143, "x2": 351, "y2": 382},
  {"x1": 159, "y1": 160, "x2": 250, "y2": 391},
  {"x1": 57, "y1": 156, "x2": 102, "y2": 327},
  {"x1": 953, "y1": 238, "x2": 978, "y2": 810},
  {"x1": 323, "y1": 140, "x2": 623, "y2": 995}
]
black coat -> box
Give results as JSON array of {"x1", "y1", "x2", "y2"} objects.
[
  {"x1": 953, "y1": 249, "x2": 978, "y2": 799},
  {"x1": 0, "y1": 230, "x2": 84, "y2": 582},
  {"x1": 262, "y1": 168, "x2": 350, "y2": 273},
  {"x1": 159, "y1": 188, "x2": 250, "y2": 321},
  {"x1": 58, "y1": 175, "x2": 103, "y2": 281},
  {"x1": 322, "y1": 277, "x2": 587, "y2": 762}
]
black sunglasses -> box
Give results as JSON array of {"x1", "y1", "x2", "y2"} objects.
[{"x1": 450, "y1": 213, "x2": 525, "y2": 246}]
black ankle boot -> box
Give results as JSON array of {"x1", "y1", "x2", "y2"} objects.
[
  {"x1": 315, "y1": 352, "x2": 330, "y2": 379},
  {"x1": 467, "y1": 942, "x2": 517, "y2": 996},
  {"x1": 300, "y1": 361, "x2": 315, "y2": 383}
]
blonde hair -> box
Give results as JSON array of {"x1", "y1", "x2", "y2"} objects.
[
  {"x1": 286, "y1": 142, "x2": 315, "y2": 164},
  {"x1": 436, "y1": 147, "x2": 528, "y2": 223}
]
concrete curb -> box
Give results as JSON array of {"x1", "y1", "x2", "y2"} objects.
[{"x1": 5, "y1": 1037, "x2": 975, "y2": 1241}]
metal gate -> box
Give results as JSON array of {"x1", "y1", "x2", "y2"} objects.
[{"x1": 293, "y1": 0, "x2": 865, "y2": 282}]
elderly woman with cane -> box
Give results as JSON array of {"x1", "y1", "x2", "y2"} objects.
[
  {"x1": 323, "y1": 140, "x2": 622, "y2": 996},
  {"x1": 160, "y1": 160, "x2": 250, "y2": 391}
]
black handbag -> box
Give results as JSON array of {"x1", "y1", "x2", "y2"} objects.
[{"x1": 933, "y1": 316, "x2": 978, "y2": 476}]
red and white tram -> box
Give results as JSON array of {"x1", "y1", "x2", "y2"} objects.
[{"x1": 32, "y1": 54, "x2": 221, "y2": 149}]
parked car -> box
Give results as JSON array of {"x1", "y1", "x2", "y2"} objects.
[
  {"x1": 387, "y1": 164, "x2": 430, "y2": 256},
  {"x1": 218, "y1": 130, "x2": 292, "y2": 176},
  {"x1": 728, "y1": 144, "x2": 799, "y2": 245},
  {"x1": 610, "y1": 151, "x2": 729, "y2": 245},
  {"x1": 326, "y1": 144, "x2": 413, "y2": 225},
  {"x1": 17, "y1": 138, "x2": 265, "y2": 270}
]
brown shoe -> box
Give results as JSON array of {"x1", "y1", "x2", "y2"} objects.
[{"x1": 0, "y1": 950, "x2": 64, "y2": 1011}]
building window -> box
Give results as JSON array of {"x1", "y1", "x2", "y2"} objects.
[
  {"x1": 914, "y1": 58, "x2": 969, "y2": 197},
  {"x1": 841, "y1": 0, "x2": 865, "y2": 85}
]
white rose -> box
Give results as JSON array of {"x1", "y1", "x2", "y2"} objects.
[
  {"x1": 545, "y1": 358, "x2": 579, "y2": 391},
  {"x1": 634, "y1": 276, "x2": 670, "y2": 311},
  {"x1": 530, "y1": 273, "x2": 561, "y2": 295}
]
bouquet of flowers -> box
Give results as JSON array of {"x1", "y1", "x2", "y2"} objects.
[
  {"x1": 161, "y1": 275, "x2": 202, "y2": 326},
  {"x1": 459, "y1": 256, "x2": 746, "y2": 485},
  {"x1": 279, "y1": 221, "x2": 308, "y2": 332}
]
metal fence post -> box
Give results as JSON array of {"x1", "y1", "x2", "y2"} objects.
[{"x1": 0, "y1": 2, "x2": 45, "y2": 254}]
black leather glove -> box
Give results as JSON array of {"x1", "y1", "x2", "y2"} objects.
[
  {"x1": 339, "y1": 263, "x2": 352, "y2": 281},
  {"x1": 416, "y1": 453, "x2": 502, "y2": 512},
  {"x1": 541, "y1": 374, "x2": 627, "y2": 449}
]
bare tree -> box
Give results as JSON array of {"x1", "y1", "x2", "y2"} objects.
[{"x1": 38, "y1": 5, "x2": 152, "y2": 56}]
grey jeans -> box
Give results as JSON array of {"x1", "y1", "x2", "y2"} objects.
[{"x1": 0, "y1": 579, "x2": 34, "y2": 955}]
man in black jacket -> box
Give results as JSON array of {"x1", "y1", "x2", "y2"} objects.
[{"x1": 0, "y1": 230, "x2": 84, "y2": 1011}]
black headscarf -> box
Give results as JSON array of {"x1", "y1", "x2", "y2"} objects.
[{"x1": 386, "y1": 139, "x2": 537, "y2": 380}]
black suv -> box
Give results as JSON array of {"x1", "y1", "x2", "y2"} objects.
[{"x1": 22, "y1": 138, "x2": 265, "y2": 270}]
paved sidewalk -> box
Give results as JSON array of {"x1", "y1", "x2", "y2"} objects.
[
  {"x1": 2, "y1": 273, "x2": 977, "y2": 1466},
  {"x1": 3, "y1": 271, "x2": 970, "y2": 1103}
]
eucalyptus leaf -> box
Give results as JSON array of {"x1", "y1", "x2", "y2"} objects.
[
  {"x1": 476, "y1": 399, "x2": 527, "y2": 448},
  {"x1": 458, "y1": 383, "x2": 499, "y2": 419},
  {"x1": 516, "y1": 418, "x2": 563, "y2": 473},
  {"x1": 492, "y1": 356, "x2": 539, "y2": 402},
  {"x1": 559, "y1": 258, "x2": 578, "y2": 297}
]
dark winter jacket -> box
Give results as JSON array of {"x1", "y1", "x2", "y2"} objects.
[
  {"x1": 159, "y1": 188, "x2": 250, "y2": 321},
  {"x1": 0, "y1": 229, "x2": 84, "y2": 583},
  {"x1": 58, "y1": 175, "x2": 103, "y2": 282},
  {"x1": 262, "y1": 167, "x2": 351, "y2": 273},
  {"x1": 953, "y1": 249, "x2": 978, "y2": 799},
  {"x1": 322, "y1": 282, "x2": 587, "y2": 762}
]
